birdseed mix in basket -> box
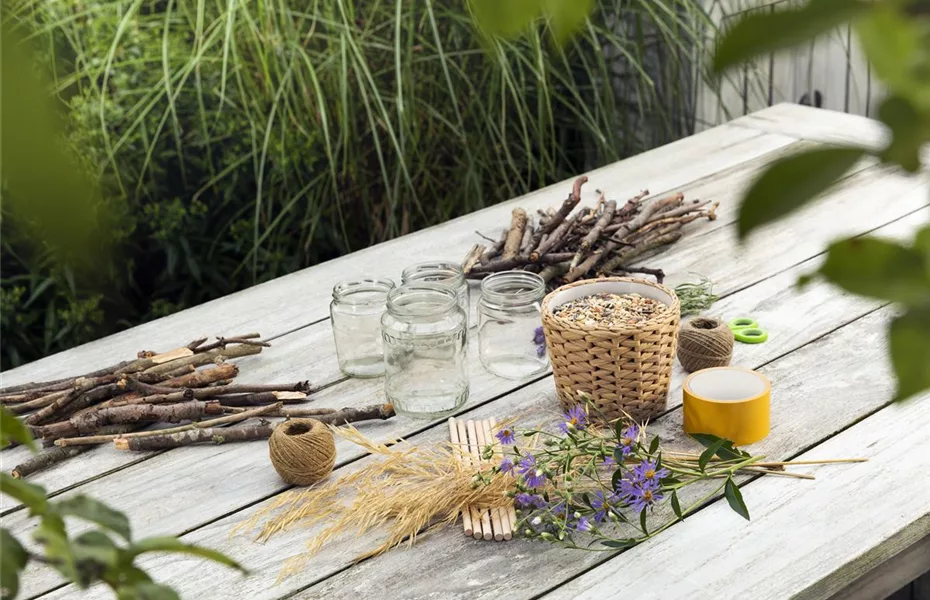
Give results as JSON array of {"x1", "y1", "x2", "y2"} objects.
[{"x1": 552, "y1": 293, "x2": 670, "y2": 328}]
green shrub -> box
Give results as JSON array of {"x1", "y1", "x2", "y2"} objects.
[{"x1": 1, "y1": 0, "x2": 716, "y2": 368}]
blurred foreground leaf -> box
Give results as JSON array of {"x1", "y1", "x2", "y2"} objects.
[
  {"x1": 890, "y1": 308, "x2": 930, "y2": 402},
  {"x1": 0, "y1": 20, "x2": 104, "y2": 263},
  {"x1": 737, "y1": 147, "x2": 864, "y2": 239}
]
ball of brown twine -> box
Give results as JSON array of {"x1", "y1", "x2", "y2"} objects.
[
  {"x1": 268, "y1": 418, "x2": 336, "y2": 486},
  {"x1": 677, "y1": 316, "x2": 734, "y2": 372}
]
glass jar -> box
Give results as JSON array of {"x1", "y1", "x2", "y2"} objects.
[
  {"x1": 478, "y1": 271, "x2": 549, "y2": 379},
  {"x1": 381, "y1": 283, "x2": 469, "y2": 418},
  {"x1": 400, "y1": 262, "x2": 470, "y2": 325},
  {"x1": 330, "y1": 278, "x2": 395, "y2": 378}
]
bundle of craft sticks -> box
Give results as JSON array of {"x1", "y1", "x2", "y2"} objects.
[{"x1": 448, "y1": 417, "x2": 517, "y2": 541}]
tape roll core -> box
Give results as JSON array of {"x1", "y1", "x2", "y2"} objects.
[{"x1": 683, "y1": 367, "x2": 770, "y2": 445}]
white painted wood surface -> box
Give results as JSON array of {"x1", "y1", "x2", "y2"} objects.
[{"x1": 3, "y1": 105, "x2": 928, "y2": 600}]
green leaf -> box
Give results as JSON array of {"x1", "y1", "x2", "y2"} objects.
[
  {"x1": 738, "y1": 147, "x2": 864, "y2": 240},
  {"x1": 468, "y1": 0, "x2": 543, "y2": 38},
  {"x1": 724, "y1": 478, "x2": 751, "y2": 521},
  {"x1": 648, "y1": 436, "x2": 660, "y2": 455},
  {"x1": 0, "y1": 407, "x2": 37, "y2": 451},
  {"x1": 639, "y1": 508, "x2": 648, "y2": 535},
  {"x1": 670, "y1": 492, "x2": 683, "y2": 520},
  {"x1": 699, "y1": 438, "x2": 727, "y2": 472},
  {"x1": 72, "y1": 531, "x2": 119, "y2": 588},
  {"x1": 600, "y1": 539, "x2": 637, "y2": 549},
  {"x1": 0, "y1": 472, "x2": 48, "y2": 516},
  {"x1": 915, "y1": 225, "x2": 930, "y2": 266},
  {"x1": 856, "y1": 5, "x2": 930, "y2": 111},
  {"x1": 611, "y1": 468, "x2": 623, "y2": 493},
  {"x1": 128, "y1": 537, "x2": 247, "y2": 573},
  {"x1": 713, "y1": 0, "x2": 868, "y2": 73},
  {"x1": 543, "y1": 0, "x2": 593, "y2": 45},
  {"x1": 1, "y1": 528, "x2": 29, "y2": 600},
  {"x1": 889, "y1": 307, "x2": 930, "y2": 402},
  {"x1": 689, "y1": 433, "x2": 723, "y2": 449},
  {"x1": 34, "y1": 513, "x2": 78, "y2": 583},
  {"x1": 816, "y1": 236, "x2": 930, "y2": 305},
  {"x1": 878, "y1": 96, "x2": 928, "y2": 172},
  {"x1": 56, "y1": 496, "x2": 132, "y2": 541},
  {"x1": 117, "y1": 582, "x2": 182, "y2": 600}
]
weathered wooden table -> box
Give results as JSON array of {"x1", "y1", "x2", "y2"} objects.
[{"x1": 3, "y1": 104, "x2": 929, "y2": 600}]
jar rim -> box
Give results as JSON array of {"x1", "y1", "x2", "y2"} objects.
[
  {"x1": 332, "y1": 278, "x2": 396, "y2": 303},
  {"x1": 401, "y1": 261, "x2": 465, "y2": 287},
  {"x1": 480, "y1": 270, "x2": 545, "y2": 305},
  {"x1": 387, "y1": 282, "x2": 458, "y2": 316}
]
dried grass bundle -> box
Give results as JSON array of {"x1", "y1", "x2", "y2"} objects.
[{"x1": 239, "y1": 425, "x2": 513, "y2": 576}]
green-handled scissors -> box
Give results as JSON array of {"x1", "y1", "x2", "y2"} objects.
[{"x1": 728, "y1": 317, "x2": 768, "y2": 344}]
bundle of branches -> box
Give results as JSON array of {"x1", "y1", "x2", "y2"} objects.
[
  {"x1": 462, "y1": 176, "x2": 718, "y2": 287},
  {"x1": 1, "y1": 334, "x2": 396, "y2": 478}
]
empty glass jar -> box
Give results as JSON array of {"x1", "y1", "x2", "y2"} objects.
[
  {"x1": 401, "y1": 262, "x2": 470, "y2": 325},
  {"x1": 330, "y1": 278, "x2": 395, "y2": 378},
  {"x1": 381, "y1": 283, "x2": 468, "y2": 418},
  {"x1": 478, "y1": 271, "x2": 549, "y2": 379}
]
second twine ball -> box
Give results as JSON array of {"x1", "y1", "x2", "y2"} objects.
[{"x1": 677, "y1": 316, "x2": 734, "y2": 372}]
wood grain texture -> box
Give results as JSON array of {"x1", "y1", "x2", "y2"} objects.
[
  {"x1": 0, "y1": 124, "x2": 794, "y2": 389},
  {"x1": 29, "y1": 259, "x2": 918, "y2": 600},
  {"x1": 281, "y1": 308, "x2": 912, "y2": 600},
  {"x1": 824, "y1": 533, "x2": 930, "y2": 600},
  {"x1": 730, "y1": 102, "x2": 889, "y2": 151},
  {"x1": 543, "y1": 392, "x2": 930, "y2": 600},
  {"x1": 0, "y1": 136, "x2": 842, "y2": 510},
  {"x1": 10, "y1": 163, "x2": 927, "y2": 599}
]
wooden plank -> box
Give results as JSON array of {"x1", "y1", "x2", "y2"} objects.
[
  {"x1": 730, "y1": 102, "x2": 889, "y2": 150},
  {"x1": 8, "y1": 164, "x2": 925, "y2": 598},
  {"x1": 158, "y1": 306, "x2": 910, "y2": 600},
  {"x1": 0, "y1": 125, "x2": 796, "y2": 389},
  {"x1": 825, "y1": 534, "x2": 930, "y2": 600},
  {"x1": 30, "y1": 209, "x2": 927, "y2": 600},
  {"x1": 542, "y1": 394, "x2": 930, "y2": 600},
  {"x1": 0, "y1": 137, "x2": 833, "y2": 509}
]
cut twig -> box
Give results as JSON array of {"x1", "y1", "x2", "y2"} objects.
[
  {"x1": 571, "y1": 194, "x2": 616, "y2": 269},
  {"x1": 501, "y1": 208, "x2": 527, "y2": 261},
  {"x1": 114, "y1": 403, "x2": 396, "y2": 451},
  {"x1": 526, "y1": 176, "x2": 587, "y2": 254},
  {"x1": 461, "y1": 244, "x2": 485, "y2": 275},
  {"x1": 35, "y1": 400, "x2": 224, "y2": 440}
]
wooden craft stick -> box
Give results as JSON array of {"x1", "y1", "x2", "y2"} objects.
[
  {"x1": 448, "y1": 418, "x2": 474, "y2": 538},
  {"x1": 478, "y1": 419, "x2": 508, "y2": 541},
  {"x1": 465, "y1": 420, "x2": 493, "y2": 541},
  {"x1": 457, "y1": 419, "x2": 484, "y2": 540},
  {"x1": 490, "y1": 418, "x2": 517, "y2": 539},
  {"x1": 474, "y1": 420, "x2": 504, "y2": 541}
]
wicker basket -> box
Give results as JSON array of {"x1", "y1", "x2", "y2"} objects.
[{"x1": 541, "y1": 277, "x2": 680, "y2": 422}]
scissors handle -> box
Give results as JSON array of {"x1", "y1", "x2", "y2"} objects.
[
  {"x1": 728, "y1": 317, "x2": 758, "y2": 331},
  {"x1": 733, "y1": 328, "x2": 768, "y2": 344}
]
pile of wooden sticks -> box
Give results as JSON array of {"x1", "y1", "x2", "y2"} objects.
[
  {"x1": 462, "y1": 176, "x2": 718, "y2": 287},
  {"x1": 1, "y1": 334, "x2": 395, "y2": 478},
  {"x1": 449, "y1": 417, "x2": 516, "y2": 541}
]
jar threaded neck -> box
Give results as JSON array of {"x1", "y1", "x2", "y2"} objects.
[
  {"x1": 332, "y1": 278, "x2": 396, "y2": 304},
  {"x1": 480, "y1": 271, "x2": 545, "y2": 307},
  {"x1": 387, "y1": 283, "x2": 458, "y2": 317}
]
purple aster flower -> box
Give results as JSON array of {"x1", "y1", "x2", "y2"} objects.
[
  {"x1": 550, "y1": 500, "x2": 566, "y2": 515},
  {"x1": 631, "y1": 459, "x2": 669, "y2": 485},
  {"x1": 496, "y1": 426, "x2": 516, "y2": 445},
  {"x1": 499, "y1": 457, "x2": 515, "y2": 475},
  {"x1": 618, "y1": 478, "x2": 664, "y2": 512},
  {"x1": 590, "y1": 490, "x2": 620, "y2": 523},
  {"x1": 603, "y1": 455, "x2": 616, "y2": 467},
  {"x1": 515, "y1": 493, "x2": 546, "y2": 509},
  {"x1": 532, "y1": 326, "x2": 546, "y2": 345},
  {"x1": 514, "y1": 492, "x2": 535, "y2": 508},
  {"x1": 559, "y1": 405, "x2": 588, "y2": 433},
  {"x1": 574, "y1": 516, "x2": 592, "y2": 532},
  {"x1": 619, "y1": 424, "x2": 640, "y2": 451},
  {"x1": 532, "y1": 326, "x2": 547, "y2": 357},
  {"x1": 517, "y1": 454, "x2": 547, "y2": 488}
]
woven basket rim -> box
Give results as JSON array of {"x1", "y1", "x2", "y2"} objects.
[{"x1": 541, "y1": 277, "x2": 680, "y2": 333}]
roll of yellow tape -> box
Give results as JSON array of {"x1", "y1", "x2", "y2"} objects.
[{"x1": 682, "y1": 367, "x2": 770, "y2": 446}]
